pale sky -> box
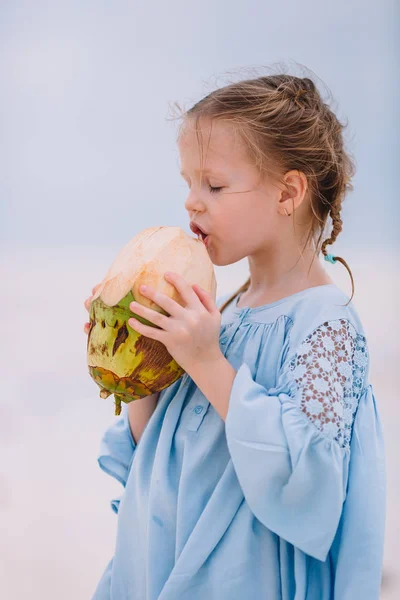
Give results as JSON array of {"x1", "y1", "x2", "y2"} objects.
[{"x1": 1, "y1": 0, "x2": 398, "y2": 252}]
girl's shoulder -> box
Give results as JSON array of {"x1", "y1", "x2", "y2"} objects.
[
  {"x1": 218, "y1": 283, "x2": 367, "y2": 353},
  {"x1": 218, "y1": 283, "x2": 371, "y2": 389},
  {"x1": 279, "y1": 283, "x2": 366, "y2": 349}
]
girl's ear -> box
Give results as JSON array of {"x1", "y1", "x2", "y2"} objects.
[{"x1": 278, "y1": 169, "x2": 308, "y2": 216}]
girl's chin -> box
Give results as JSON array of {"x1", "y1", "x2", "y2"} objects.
[{"x1": 206, "y1": 238, "x2": 242, "y2": 267}]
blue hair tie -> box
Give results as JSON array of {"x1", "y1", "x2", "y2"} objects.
[{"x1": 324, "y1": 253, "x2": 337, "y2": 264}]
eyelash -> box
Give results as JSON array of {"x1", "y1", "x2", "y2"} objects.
[{"x1": 182, "y1": 179, "x2": 223, "y2": 194}]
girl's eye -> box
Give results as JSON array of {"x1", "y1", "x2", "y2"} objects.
[{"x1": 209, "y1": 185, "x2": 223, "y2": 194}]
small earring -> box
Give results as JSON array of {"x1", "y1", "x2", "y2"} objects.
[{"x1": 284, "y1": 208, "x2": 291, "y2": 217}]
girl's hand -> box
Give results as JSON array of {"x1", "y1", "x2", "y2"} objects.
[
  {"x1": 127, "y1": 272, "x2": 223, "y2": 375},
  {"x1": 83, "y1": 284, "x2": 101, "y2": 334}
]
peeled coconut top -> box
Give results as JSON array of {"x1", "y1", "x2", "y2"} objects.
[{"x1": 91, "y1": 226, "x2": 217, "y2": 311}]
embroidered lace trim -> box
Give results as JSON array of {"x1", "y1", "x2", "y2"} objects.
[{"x1": 289, "y1": 319, "x2": 369, "y2": 448}]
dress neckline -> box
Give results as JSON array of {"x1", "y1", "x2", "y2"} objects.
[{"x1": 234, "y1": 284, "x2": 340, "y2": 313}]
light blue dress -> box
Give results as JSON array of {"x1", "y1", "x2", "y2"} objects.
[{"x1": 92, "y1": 283, "x2": 386, "y2": 600}]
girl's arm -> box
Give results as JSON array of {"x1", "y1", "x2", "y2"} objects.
[
  {"x1": 192, "y1": 318, "x2": 384, "y2": 567},
  {"x1": 190, "y1": 355, "x2": 236, "y2": 421},
  {"x1": 127, "y1": 392, "x2": 160, "y2": 444}
]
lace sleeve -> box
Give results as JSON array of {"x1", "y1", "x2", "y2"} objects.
[{"x1": 288, "y1": 319, "x2": 369, "y2": 449}]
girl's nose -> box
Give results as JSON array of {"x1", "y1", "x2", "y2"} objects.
[{"x1": 184, "y1": 192, "x2": 203, "y2": 215}]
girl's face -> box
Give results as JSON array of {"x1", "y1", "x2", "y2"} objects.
[{"x1": 178, "y1": 118, "x2": 289, "y2": 267}]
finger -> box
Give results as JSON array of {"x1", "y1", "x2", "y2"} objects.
[
  {"x1": 127, "y1": 316, "x2": 165, "y2": 342},
  {"x1": 139, "y1": 282, "x2": 184, "y2": 318},
  {"x1": 83, "y1": 322, "x2": 90, "y2": 334},
  {"x1": 192, "y1": 284, "x2": 218, "y2": 314},
  {"x1": 84, "y1": 296, "x2": 92, "y2": 312},
  {"x1": 85, "y1": 283, "x2": 101, "y2": 311},
  {"x1": 163, "y1": 272, "x2": 202, "y2": 309},
  {"x1": 129, "y1": 301, "x2": 170, "y2": 330}
]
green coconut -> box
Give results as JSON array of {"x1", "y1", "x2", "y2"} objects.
[{"x1": 87, "y1": 226, "x2": 216, "y2": 415}]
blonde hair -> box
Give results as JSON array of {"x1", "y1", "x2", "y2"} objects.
[{"x1": 169, "y1": 66, "x2": 356, "y2": 312}]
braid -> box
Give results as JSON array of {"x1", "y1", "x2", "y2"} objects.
[
  {"x1": 321, "y1": 203, "x2": 355, "y2": 305},
  {"x1": 321, "y1": 202, "x2": 343, "y2": 254},
  {"x1": 219, "y1": 278, "x2": 250, "y2": 314}
]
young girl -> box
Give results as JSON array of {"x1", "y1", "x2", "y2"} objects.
[{"x1": 86, "y1": 73, "x2": 386, "y2": 599}]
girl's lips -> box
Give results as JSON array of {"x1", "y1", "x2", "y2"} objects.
[
  {"x1": 190, "y1": 221, "x2": 208, "y2": 237},
  {"x1": 189, "y1": 222, "x2": 211, "y2": 246},
  {"x1": 196, "y1": 232, "x2": 210, "y2": 248}
]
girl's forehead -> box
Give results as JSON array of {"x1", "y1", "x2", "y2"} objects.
[
  {"x1": 178, "y1": 119, "x2": 249, "y2": 169},
  {"x1": 179, "y1": 118, "x2": 237, "y2": 148}
]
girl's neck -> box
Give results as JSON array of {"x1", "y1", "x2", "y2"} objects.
[{"x1": 240, "y1": 248, "x2": 334, "y2": 308}]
